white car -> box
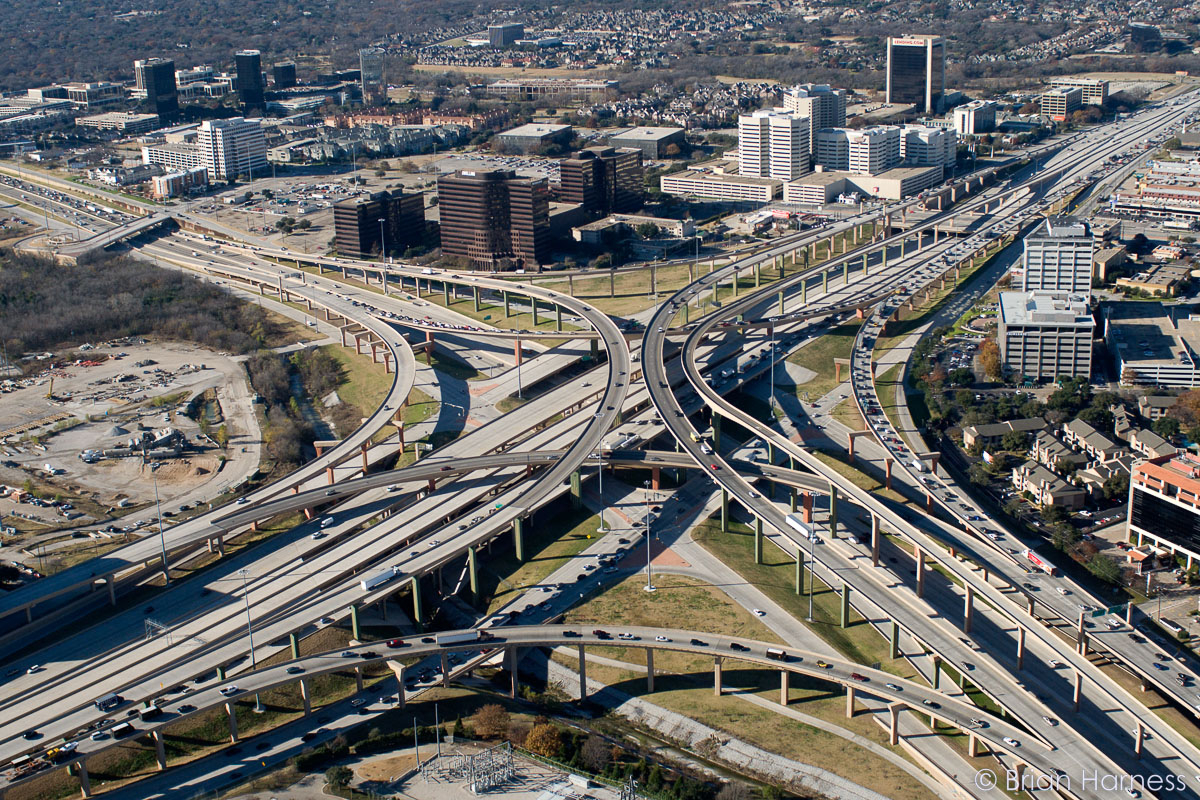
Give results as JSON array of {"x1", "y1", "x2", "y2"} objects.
[
  {"x1": 219, "y1": 685, "x2": 239, "y2": 697},
  {"x1": 1003, "y1": 737, "x2": 1020, "y2": 747},
  {"x1": 655, "y1": 635, "x2": 671, "y2": 642},
  {"x1": 752, "y1": 609, "x2": 765, "y2": 617}
]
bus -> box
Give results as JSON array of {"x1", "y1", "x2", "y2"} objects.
[
  {"x1": 95, "y1": 692, "x2": 123, "y2": 712},
  {"x1": 111, "y1": 723, "x2": 135, "y2": 739},
  {"x1": 1161, "y1": 619, "x2": 1185, "y2": 636},
  {"x1": 1022, "y1": 549, "x2": 1060, "y2": 576},
  {"x1": 765, "y1": 648, "x2": 788, "y2": 662}
]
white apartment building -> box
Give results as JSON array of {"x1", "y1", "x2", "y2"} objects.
[
  {"x1": 900, "y1": 125, "x2": 956, "y2": 168},
  {"x1": 197, "y1": 117, "x2": 267, "y2": 181},
  {"x1": 738, "y1": 108, "x2": 810, "y2": 181},
  {"x1": 781, "y1": 84, "x2": 846, "y2": 154}
]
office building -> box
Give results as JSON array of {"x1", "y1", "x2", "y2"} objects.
[
  {"x1": 1129, "y1": 452, "x2": 1200, "y2": 569},
  {"x1": 197, "y1": 117, "x2": 267, "y2": 180},
  {"x1": 1040, "y1": 88, "x2": 1082, "y2": 122},
  {"x1": 175, "y1": 65, "x2": 215, "y2": 86},
  {"x1": 782, "y1": 84, "x2": 847, "y2": 154},
  {"x1": 78, "y1": 112, "x2": 160, "y2": 134},
  {"x1": 333, "y1": 190, "x2": 424, "y2": 258},
  {"x1": 738, "y1": 108, "x2": 810, "y2": 181},
  {"x1": 886, "y1": 35, "x2": 945, "y2": 114},
  {"x1": 1021, "y1": 217, "x2": 1094, "y2": 293},
  {"x1": 235, "y1": 49, "x2": 265, "y2": 111},
  {"x1": 134, "y1": 58, "x2": 178, "y2": 120},
  {"x1": 997, "y1": 291, "x2": 1095, "y2": 380},
  {"x1": 62, "y1": 82, "x2": 124, "y2": 109},
  {"x1": 151, "y1": 166, "x2": 209, "y2": 199},
  {"x1": 1049, "y1": 78, "x2": 1109, "y2": 106},
  {"x1": 437, "y1": 169, "x2": 550, "y2": 269},
  {"x1": 559, "y1": 146, "x2": 644, "y2": 215},
  {"x1": 899, "y1": 125, "x2": 956, "y2": 168},
  {"x1": 815, "y1": 126, "x2": 901, "y2": 175},
  {"x1": 953, "y1": 101, "x2": 997, "y2": 135},
  {"x1": 488, "y1": 23, "x2": 525, "y2": 47},
  {"x1": 359, "y1": 48, "x2": 386, "y2": 105},
  {"x1": 273, "y1": 61, "x2": 297, "y2": 88},
  {"x1": 607, "y1": 127, "x2": 686, "y2": 159},
  {"x1": 496, "y1": 123, "x2": 573, "y2": 154}
]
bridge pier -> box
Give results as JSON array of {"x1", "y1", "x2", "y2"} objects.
[
  {"x1": 795, "y1": 550, "x2": 803, "y2": 595},
  {"x1": 915, "y1": 546, "x2": 925, "y2": 598},
  {"x1": 890, "y1": 621, "x2": 900, "y2": 659},
  {"x1": 1073, "y1": 670, "x2": 1082, "y2": 712},
  {"x1": 1077, "y1": 614, "x2": 1088, "y2": 656},
  {"x1": 968, "y1": 732, "x2": 980, "y2": 758},
  {"x1": 932, "y1": 656, "x2": 941, "y2": 690},
  {"x1": 290, "y1": 632, "x2": 301, "y2": 660},
  {"x1": 578, "y1": 644, "x2": 588, "y2": 701},
  {"x1": 514, "y1": 340, "x2": 523, "y2": 366},
  {"x1": 828, "y1": 485, "x2": 838, "y2": 538},
  {"x1": 840, "y1": 584, "x2": 850, "y2": 628},
  {"x1": 569, "y1": 470, "x2": 582, "y2": 509},
  {"x1": 300, "y1": 677, "x2": 312, "y2": 715},
  {"x1": 410, "y1": 576, "x2": 423, "y2": 631},
  {"x1": 513, "y1": 517, "x2": 526, "y2": 562},
  {"x1": 871, "y1": 516, "x2": 880, "y2": 566},
  {"x1": 651, "y1": 466, "x2": 661, "y2": 490},
  {"x1": 76, "y1": 761, "x2": 91, "y2": 798},
  {"x1": 713, "y1": 656, "x2": 723, "y2": 696},
  {"x1": 226, "y1": 701, "x2": 239, "y2": 742},
  {"x1": 356, "y1": 665, "x2": 365, "y2": 692},
  {"x1": 441, "y1": 653, "x2": 451, "y2": 688},
  {"x1": 720, "y1": 489, "x2": 730, "y2": 532},
  {"x1": 1135, "y1": 721, "x2": 1145, "y2": 759},
  {"x1": 846, "y1": 685, "x2": 856, "y2": 718},
  {"x1": 754, "y1": 519, "x2": 763, "y2": 564},
  {"x1": 964, "y1": 585, "x2": 974, "y2": 634},
  {"x1": 888, "y1": 704, "x2": 900, "y2": 746},
  {"x1": 153, "y1": 729, "x2": 167, "y2": 770},
  {"x1": 107, "y1": 575, "x2": 117, "y2": 605},
  {"x1": 349, "y1": 604, "x2": 361, "y2": 641},
  {"x1": 646, "y1": 649, "x2": 655, "y2": 692},
  {"x1": 780, "y1": 669, "x2": 790, "y2": 706},
  {"x1": 1017, "y1": 626, "x2": 1026, "y2": 670},
  {"x1": 468, "y1": 546, "x2": 479, "y2": 598},
  {"x1": 801, "y1": 491, "x2": 812, "y2": 524},
  {"x1": 862, "y1": 252, "x2": 868, "y2": 277}
]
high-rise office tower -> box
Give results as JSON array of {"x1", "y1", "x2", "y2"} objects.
[
  {"x1": 134, "y1": 58, "x2": 178, "y2": 120},
  {"x1": 782, "y1": 85, "x2": 846, "y2": 155},
  {"x1": 359, "y1": 48, "x2": 386, "y2": 105},
  {"x1": 488, "y1": 23, "x2": 524, "y2": 47},
  {"x1": 1020, "y1": 217, "x2": 1094, "y2": 294},
  {"x1": 885, "y1": 35, "x2": 945, "y2": 114},
  {"x1": 437, "y1": 169, "x2": 550, "y2": 269},
  {"x1": 333, "y1": 190, "x2": 424, "y2": 258},
  {"x1": 235, "y1": 49, "x2": 265, "y2": 111},
  {"x1": 738, "y1": 108, "x2": 810, "y2": 181},
  {"x1": 272, "y1": 61, "x2": 297, "y2": 88},
  {"x1": 197, "y1": 117, "x2": 267, "y2": 180},
  {"x1": 559, "y1": 146, "x2": 644, "y2": 215}
]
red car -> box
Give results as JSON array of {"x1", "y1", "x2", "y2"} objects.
[
  {"x1": 850, "y1": 672, "x2": 869, "y2": 682},
  {"x1": 710, "y1": 463, "x2": 720, "y2": 470}
]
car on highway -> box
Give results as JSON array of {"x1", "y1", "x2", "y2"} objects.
[
  {"x1": 1003, "y1": 737, "x2": 1020, "y2": 747},
  {"x1": 655, "y1": 635, "x2": 671, "y2": 642},
  {"x1": 1042, "y1": 716, "x2": 1057, "y2": 726},
  {"x1": 752, "y1": 608, "x2": 765, "y2": 617},
  {"x1": 219, "y1": 685, "x2": 239, "y2": 697},
  {"x1": 179, "y1": 704, "x2": 197, "y2": 713},
  {"x1": 340, "y1": 650, "x2": 356, "y2": 658},
  {"x1": 90, "y1": 731, "x2": 109, "y2": 741},
  {"x1": 885, "y1": 683, "x2": 901, "y2": 691},
  {"x1": 816, "y1": 660, "x2": 831, "y2": 669},
  {"x1": 287, "y1": 666, "x2": 305, "y2": 674}
]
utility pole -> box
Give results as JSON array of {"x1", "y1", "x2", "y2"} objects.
[
  {"x1": 643, "y1": 480, "x2": 655, "y2": 592},
  {"x1": 238, "y1": 569, "x2": 266, "y2": 713}
]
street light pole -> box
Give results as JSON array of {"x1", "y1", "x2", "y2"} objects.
[
  {"x1": 768, "y1": 324, "x2": 776, "y2": 420},
  {"x1": 147, "y1": 458, "x2": 169, "y2": 585},
  {"x1": 238, "y1": 569, "x2": 266, "y2": 713},
  {"x1": 643, "y1": 480, "x2": 655, "y2": 592},
  {"x1": 378, "y1": 217, "x2": 387, "y2": 265},
  {"x1": 597, "y1": 439, "x2": 607, "y2": 532},
  {"x1": 807, "y1": 522, "x2": 815, "y2": 622}
]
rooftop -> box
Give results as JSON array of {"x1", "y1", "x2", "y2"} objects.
[
  {"x1": 499, "y1": 123, "x2": 572, "y2": 138},
  {"x1": 609, "y1": 126, "x2": 686, "y2": 141},
  {"x1": 999, "y1": 291, "x2": 1093, "y2": 327},
  {"x1": 1030, "y1": 215, "x2": 1090, "y2": 240},
  {"x1": 1104, "y1": 301, "x2": 1200, "y2": 368}
]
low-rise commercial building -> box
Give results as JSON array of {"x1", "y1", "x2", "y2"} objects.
[
  {"x1": 485, "y1": 78, "x2": 619, "y2": 102},
  {"x1": 1048, "y1": 77, "x2": 1109, "y2": 106},
  {"x1": 496, "y1": 123, "x2": 573, "y2": 154},
  {"x1": 1115, "y1": 263, "x2": 1189, "y2": 297},
  {"x1": 607, "y1": 127, "x2": 687, "y2": 159},
  {"x1": 998, "y1": 291, "x2": 1094, "y2": 380},
  {"x1": 1039, "y1": 87, "x2": 1083, "y2": 121},
  {"x1": 659, "y1": 169, "x2": 780, "y2": 203},
  {"x1": 572, "y1": 213, "x2": 694, "y2": 244},
  {"x1": 783, "y1": 172, "x2": 847, "y2": 205},
  {"x1": 1105, "y1": 301, "x2": 1200, "y2": 388}
]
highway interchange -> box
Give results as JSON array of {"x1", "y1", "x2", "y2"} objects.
[{"x1": 1, "y1": 94, "x2": 1200, "y2": 799}]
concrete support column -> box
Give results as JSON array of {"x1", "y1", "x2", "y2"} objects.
[
  {"x1": 781, "y1": 670, "x2": 790, "y2": 706},
  {"x1": 840, "y1": 584, "x2": 851, "y2": 628},
  {"x1": 503, "y1": 291, "x2": 511, "y2": 317},
  {"x1": 226, "y1": 701, "x2": 239, "y2": 743},
  {"x1": 108, "y1": 576, "x2": 116, "y2": 605},
  {"x1": 871, "y1": 516, "x2": 881, "y2": 566},
  {"x1": 468, "y1": 545, "x2": 479, "y2": 598},
  {"x1": 802, "y1": 491, "x2": 812, "y2": 524},
  {"x1": 355, "y1": 665, "x2": 364, "y2": 692},
  {"x1": 1016, "y1": 627, "x2": 1026, "y2": 670},
  {"x1": 300, "y1": 677, "x2": 311, "y2": 715},
  {"x1": 410, "y1": 576, "x2": 423, "y2": 631},
  {"x1": 1135, "y1": 721, "x2": 1145, "y2": 758},
  {"x1": 513, "y1": 517, "x2": 526, "y2": 562},
  {"x1": 932, "y1": 656, "x2": 941, "y2": 691},
  {"x1": 713, "y1": 656, "x2": 723, "y2": 696},
  {"x1": 889, "y1": 704, "x2": 900, "y2": 746},
  {"x1": 152, "y1": 730, "x2": 167, "y2": 770},
  {"x1": 77, "y1": 762, "x2": 91, "y2": 799},
  {"x1": 349, "y1": 603, "x2": 360, "y2": 642},
  {"x1": 829, "y1": 485, "x2": 838, "y2": 538},
  {"x1": 505, "y1": 647, "x2": 520, "y2": 698},
  {"x1": 963, "y1": 585, "x2": 974, "y2": 634},
  {"x1": 569, "y1": 469, "x2": 582, "y2": 510},
  {"x1": 290, "y1": 632, "x2": 301, "y2": 660},
  {"x1": 720, "y1": 488, "x2": 730, "y2": 532},
  {"x1": 1077, "y1": 613, "x2": 1088, "y2": 656},
  {"x1": 646, "y1": 649, "x2": 655, "y2": 692},
  {"x1": 440, "y1": 653, "x2": 451, "y2": 688},
  {"x1": 846, "y1": 685, "x2": 857, "y2": 718},
  {"x1": 915, "y1": 546, "x2": 925, "y2": 598},
  {"x1": 890, "y1": 621, "x2": 900, "y2": 660},
  {"x1": 513, "y1": 340, "x2": 522, "y2": 366},
  {"x1": 754, "y1": 518, "x2": 763, "y2": 565},
  {"x1": 885, "y1": 457, "x2": 893, "y2": 490},
  {"x1": 795, "y1": 551, "x2": 803, "y2": 595},
  {"x1": 1073, "y1": 671, "x2": 1083, "y2": 712},
  {"x1": 968, "y1": 733, "x2": 980, "y2": 758},
  {"x1": 578, "y1": 644, "x2": 588, "y2": 701}
]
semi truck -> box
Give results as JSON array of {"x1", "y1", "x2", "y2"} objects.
[
  {"x1": 436, "y1": 630, "x2": 494, "y2": 647},
  {"x1": 359, "y1": 565, "x2": 401, "y2": 592}
]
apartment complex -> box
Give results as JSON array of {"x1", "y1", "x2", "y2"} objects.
[
  {"x1": 235, "y1": 50, "x2": 265, "y2": 111},
  {"x1": 1021, "y1": 217, "x2": 1094, "y2": 293},
  {"x1": 134, "y1": 58, "x2": 178, "y2": 120},
  {"x1": 1040, "y1": 87, "x2": 1083, "y2": 121},
  {"x1": 738, "y1": 108, "x2": 810, "y2": 181},
  {"x1": 151, "y1": 166, "x2": 208, "y2": 199},
  {"x1": 885, "y1": 35, "x2": 945, "y2": 114},
  {"x1": 559, "y1": 146, "x2": 644, "y2": 215},
  {"x1": 1128, "y1": 452, "x2": 1200, "y2": 569},
  {"x1": 997, "y1": 291, "x2": 1095, "y2": 379},
  {"x1": 332, "y1": 190, "x2": 425, "y2": 259},
  {"x1": 781, "y1": 84, "x2": 847, "y2": 155},
  {"x1": 437, "y1": 169, "x2": 550, "y2": 269}
]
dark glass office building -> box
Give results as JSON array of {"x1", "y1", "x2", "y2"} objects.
[
  {"x1": 885, "y1": 36, "x2": 945, "y2": 114},
  {"x1": 437, "y1": 170, "x2": 550, "y2": 270},
  {"x1": 332, "y1": 190, "x2": 425, "y2": 259},
  {"x1": 235, "y1": 49, "x2": 265, "y2": 111},
  {"x1": 1129, "y1": 454, "x2": 1200, "y2": 570},
  {"x1": 272, "y1": 61, "x2": 297, "y2": 88},
  {"x1": 559, "y1": 146, "x2": 644, "y2": 216},
  {"x1": 134, "y1": 58, "x2": 178, "y2": 120}
]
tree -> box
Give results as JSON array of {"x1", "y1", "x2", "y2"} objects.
[
  {"x1": 968, "y1": 462, "x2": 992, "y2": 486},
  {"x1": 581, "y1": 735, "x2": 610, "y2": 772},
  {"x1": 296, "y1": 219, "x2": 312, "y2": 231},
  {"x1": 1051, "y1": 522, "x2": 1080, "y2": 551},
  {"x1": 717, "y1": 784, "x2": 754, "y2": 800},
  {"x1": 1000, "y1": 430, "x2": 1029, "y2": 452},
  {"x1": 471, "y1": 704, "x2": 510, "y2": 739},
  {"x1": 1103, "y1": 473, "x2": 1130, "y2": 501},
  {"x1": 1041, "y1": 503, "x2": 1068, "y2": 524},
  {"x1": 1154, "y1": 416, "x2": 1181, "y2": 440},
  {"x1": 1078, "y1": 405, "x2": 1112, "y2": 431},
  {"x1": 635, "y1": 222, "x2": 660, "y2": 239},
  {"x1": 215, "y1": 424, "x2": 229, "y2": 448},
  {"x1": 524, "y1": 723, "x2": 563, "y2": 758},
  {"x1": 1087, "y1": 553, "x2": 1122, "y2": 584},
  {"x1": 325, "y1": 766, "x2": 353, "y2": 788},
  {"x1": 979, "y1": 339, "x2": 1002, "y2": 381}
]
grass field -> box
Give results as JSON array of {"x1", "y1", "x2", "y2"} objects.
[
  {"x1": 480, "y1": 506, "x2": 600, "y2": 614},
  {"x1": 317, "y1": 344, "x2": 395, "y2": 421},
  {"x1": 785, "y1": 321, "x2": 863, "y2": 403}
]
